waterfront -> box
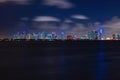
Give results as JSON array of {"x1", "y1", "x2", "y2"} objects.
[{"x1": 0, "y1": 41, "x2": 120, "y2": 80}]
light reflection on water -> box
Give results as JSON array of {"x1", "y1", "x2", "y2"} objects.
[
  {"x1": 96, "y1": 41, "x2": 107, "y2": 80},
  {"x1": 59, "y1": 45, "x2": 68, "y2": 80},
  {"x1": 1, "y1": 41, "x2": 120, "y2": 80},
  {"x1": 96, "y1": 52, "x2": 107, "y2": 80}
]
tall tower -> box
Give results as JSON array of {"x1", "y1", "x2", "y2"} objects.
[
  {"x1": 98, "y1": 26, "x2": 104, "y2": 40},
  {"x1": 61, "y1": 32, "x2": 65, "y2": 39}
]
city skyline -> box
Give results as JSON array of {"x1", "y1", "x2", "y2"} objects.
[
  {"x1": 12, "y1": 29, "x2": 119, "y2": 40},
  {"x1": 0, "y1": 0, "x2": 120, "y2": 38}
]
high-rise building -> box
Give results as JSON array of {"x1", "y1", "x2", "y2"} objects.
[
  {"x1": 40, "y1": 32, "x2": 47, "y2": 39},
  {"x1": 87, "y1": 30, "x2": 99, "y2": 40},
  {"x1": 61, "y1": 32, "x2": 65, "y2": 39},
  {"x1": 67, "y1": 35, "x2": 73, "y2": 40},
  {"x1": 98, "y1": 27, "x2": 104, "y2": 40},
  {"x1": 112, "y1": 34, "x2": 116, "y2": 40},
  {"x1": 46, "y1": 34, "x2": 52, "y2": 39}
]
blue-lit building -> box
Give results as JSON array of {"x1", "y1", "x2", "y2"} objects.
[
  {"x1": 40, "y1": 32, "x2": 47, "y2": 39},
  {"x1": 98, "y1": 27, "x2": 104, "y2": 40},
  {"x1": 46, "y1": 34, "x2": 52, "y2": 39},
  {"x1": 61, "y1": 32, "x2": 66, "y2": 39}
]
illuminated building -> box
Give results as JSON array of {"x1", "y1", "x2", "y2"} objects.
[
  {"x1": 73, "y1": 35, "x2": 79, "y2": 40},
  {"x1": 51, "y1": 32, "x2": 57, "y2": 39},
  {"x1": 87, "y1": 32, "x2": 92, "y2": 40},
  {"x1": 12, "y1": 29, "x2": 120, "y2": 40},
  {"x1": 111, "y1": 33, "x2": 120, "y2": 40},
  {"x1": 98, "y1": 27, "x2": 104, "y2": 40},
  {"x1": 15, "y1": 32, "x2": 20, "y2": 39},
  {"x1": 115, "y1": 34, "x2": 120, "y2": 40},
  {"x1": 112, "y1": 34, "x2": 116, "y2": 40},
  {"x1": 27, "y1": 33, "x2": 32, "y2": 39},
  {"x1": 80, "y1": 36, "x2": 87, "y2": 40},
  {"x1": 67, "y1": 35, "x2": 73, "y2": 40},
  {"x1": 40, "y1": 32, "x2": 47, "y2": 39},
  {"x1": 33, "y1": 33, "x2": 39, "y2": 40},
  {"x1": 38, "y1": 32, "x2": 41, "y2": 39},
  {"x1": 117, "y1": 34, "x2": 120, "y2": 40},
  {"x1": 46, "y1": 34, "x2": 52, "y2": 39},
  {"x1": 87, "y1": 30, "x2": 98, "y2": 40},
  {"x1": 61, "y1": 32, "x2": 65, "y2": 39}
]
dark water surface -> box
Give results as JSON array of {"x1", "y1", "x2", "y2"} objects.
[{"x1": 0, "y1": 40, "x2": 120, "y2": 80}]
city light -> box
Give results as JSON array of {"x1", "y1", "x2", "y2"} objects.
[{"x1": 8, "y1": 28, "x2": 120, "y2": 41}]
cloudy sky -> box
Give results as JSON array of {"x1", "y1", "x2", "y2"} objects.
[{"x1": 0, "y1": 0, "x2": 120, "y2": 37}]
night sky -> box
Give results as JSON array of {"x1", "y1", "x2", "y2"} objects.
[{"x1": 0, "y1": 0, "x2": 120, "y2": 38}]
